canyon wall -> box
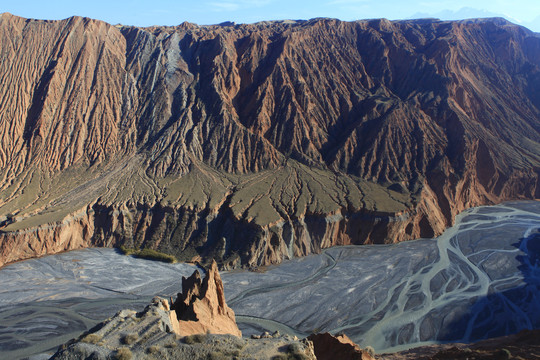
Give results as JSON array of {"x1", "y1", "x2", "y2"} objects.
[{"x1": 0, "y1": 14, "x2": 538, "y2": 268}]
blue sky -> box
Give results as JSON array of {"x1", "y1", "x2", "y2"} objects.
[{"x1": 2, "y1": 1, "x2": 540, "y2": 31}]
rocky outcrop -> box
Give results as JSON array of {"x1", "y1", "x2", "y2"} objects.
[
  {"x1": 170, "y1": 260, "x2": 241, "y2": 337},
  {"x1": 0, "y1": 14, "x2": 539, "y2": 268},
  {"x1": 50, "y1": 261, "x2": 317, "y2": 359},
  {"x1": 51, "y1": 297, "x2": 315, "y2": 360},
  {"x1": 308, "y1": 332, "x2": 375, "y2": 360},
  {"x1": 382, "y1": 329, "x2": 540, "y2": 359}
]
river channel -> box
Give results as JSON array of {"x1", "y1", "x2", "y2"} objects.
[{"x1": 0, "y1": 201, "x2": 538, "y2": 359}]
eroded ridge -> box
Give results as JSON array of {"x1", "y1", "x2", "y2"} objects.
[{"x1": 0, "y1": 13, "x2": 539, "y2": 268}]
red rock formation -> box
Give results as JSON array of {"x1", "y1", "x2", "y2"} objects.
[
  {"x1": 0, "y1": 14, "x2": 539, "y2": 268},
  {"x1": 169, "y1": 260, "x2": 241, "y2": 337},
  {"x1": 308, "y1": 332, "x2": 375, "y2": 360}
]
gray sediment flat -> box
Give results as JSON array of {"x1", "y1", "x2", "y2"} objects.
[
  {"x1": 224, "y1": 201, "x2": 540, "y2": 353},
  {"x1": 0, "y1": 201, "x2": 538, "y2": 359}
]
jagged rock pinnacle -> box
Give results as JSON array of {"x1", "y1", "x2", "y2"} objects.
[{"x1": 170, "y1": 260, "x2": 242, "y2": 337}]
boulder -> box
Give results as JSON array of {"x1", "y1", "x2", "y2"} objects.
[{"x1": 308, "y1": 332, "x2": 375, "y2": 360}]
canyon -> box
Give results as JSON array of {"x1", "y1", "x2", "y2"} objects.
[
  {"x1": 0, "y1": 13, "x2": 539, "y2": 268},
  {"x1": 0, "y1": 201, "x2": 538, "y2": 359}
]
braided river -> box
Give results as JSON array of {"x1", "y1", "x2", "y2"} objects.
[{"x1": 0, "y1": 201, "x2": 538, "y2": 359}]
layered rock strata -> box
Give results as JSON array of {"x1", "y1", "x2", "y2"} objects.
[{"x1": 0, "y1": 13, "x2": 539, "y2": 268}]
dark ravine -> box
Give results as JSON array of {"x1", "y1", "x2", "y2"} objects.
[{"x1": 0, "y1": 13, "x2": 539, "y2": 268}]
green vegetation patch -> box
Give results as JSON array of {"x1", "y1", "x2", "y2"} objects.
[
  {"x1": 146, "y1": 345, "x2": 161, "y2": 354},
  {"x1": 118, "y1": 245, "x2": 177, "y2": 263},
  {"x1": 183, "y1": 334, "x2": 207, "y2": 344},
  {"x1": 122, "y1": 333, "x2": 139, "y2": 345},
  {"x1": 80, "y1": 333, "x2": 102, "y2": 344},
  {"x1": 207, "y1": 351, "x2": 233, "y2": 360},
  {"x1": 272, "y1": 343, "x2": 310, "y2": 360},
  {"x1": 113, "y1": 347, "x2": 133, "y2": 360}
]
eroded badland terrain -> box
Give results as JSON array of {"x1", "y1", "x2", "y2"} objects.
[{"x1": 0, "y1": 13, "x2": 539, "y2": 269}]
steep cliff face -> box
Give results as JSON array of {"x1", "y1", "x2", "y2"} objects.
[{"x1": 0, "y1": 13, "x2": 538, "y2": 268}]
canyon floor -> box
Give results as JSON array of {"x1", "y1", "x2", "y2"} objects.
[{"x1": 0, "y1": 201, "x2": 538, "y2": 359}]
